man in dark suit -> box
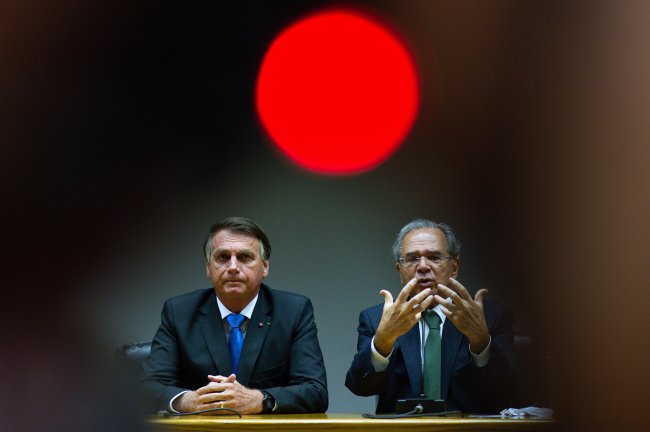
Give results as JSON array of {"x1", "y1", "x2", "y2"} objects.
[
  {"x1": 141, "y1": 217, "x2": 328, "y2": 414},
  {"x1": 345, "y1": 219, "x2": 516, "y2": 414}
]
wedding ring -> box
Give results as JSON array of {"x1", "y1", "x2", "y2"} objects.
[{"x1": 220, "y1": 402, "x2": 224, "y2": 409}]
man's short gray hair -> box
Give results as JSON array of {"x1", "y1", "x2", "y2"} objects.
[{"x1": 392, "y1": 219, "x2": 461, "y2": 262}]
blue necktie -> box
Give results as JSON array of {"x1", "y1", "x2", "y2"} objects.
[{"x1": 226, "y1": 314, "x2": 245, "y2": 374}]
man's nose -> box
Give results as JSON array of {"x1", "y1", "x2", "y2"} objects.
[
  {"x1": 227, "y1": 256, "x2": 240, "y2": 271},
  {"x1": 416, "y1": 257, "x2": 432, "y2": 270}
]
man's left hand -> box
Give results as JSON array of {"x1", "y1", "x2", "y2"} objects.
[{"x1": 434, "y1": 278, "x2": 490, "y2": 353}]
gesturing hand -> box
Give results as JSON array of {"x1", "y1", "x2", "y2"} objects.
[
  {"x1": 434, "y1": 277, "x2": 490, "y2": 353},
  {"x1": 374, "y1": 278, "x2": 434, "y2": 356}
]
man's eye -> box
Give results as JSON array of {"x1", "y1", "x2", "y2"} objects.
[
  {"x1": 404, "y1": 256, "x2": 420, "y2": 265},
  {"x1": 238, "y1": 255, "x2": 254, "y2": 264},
  {"x1": 214, "y1": 254, "x2": 230, "y2": 263}
]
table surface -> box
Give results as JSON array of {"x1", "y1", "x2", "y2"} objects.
[{"x1": 148, "y1": 413, "x2": 557, "y2": 432}]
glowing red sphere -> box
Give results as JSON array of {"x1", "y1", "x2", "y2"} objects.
[{"x1": 256, "y1": 8, "x2": 420, "y2": 175}]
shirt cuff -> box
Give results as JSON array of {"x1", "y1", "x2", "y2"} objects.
[
  {"x1": 169, "y1": 390, "x2": 189, "y2": 413},
  {"x1": 469, "y1": 336, "x2": 492, "y2": 367},
  {"x1": 370, "y1": 336, "x2": 392, "y2": 372}
]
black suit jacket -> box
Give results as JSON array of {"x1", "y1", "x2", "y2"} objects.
[
  {"x1": 345, "y1": 300, "x2": 517, "y2": 414},
  {"x1": 141, "y1": 284, "x2": 328, "y2": 413}
]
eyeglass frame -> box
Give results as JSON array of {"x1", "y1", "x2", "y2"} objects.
[{"x1": 397, "y1": 255, "x2": 455, "y2": 267}]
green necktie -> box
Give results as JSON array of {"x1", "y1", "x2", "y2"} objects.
[{"x1": 423, "y1": 310, "x2": 442, "y2": 399}]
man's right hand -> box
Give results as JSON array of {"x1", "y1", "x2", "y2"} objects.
[{"x1": 374, "y1": 278, "x2": 434, "y2": 356}]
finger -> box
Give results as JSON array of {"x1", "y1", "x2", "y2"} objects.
[
  {"x1": 207, "y1": 375, "x2": 228, "y2": 383},
  {"x1": 407, "y1": 288, "x2": 432, "y2": 308},
  {"x1": 379, "y1": 289, "x2": 394, "y2": 307},
  {"x1": 212, "y1": 387, "x2": 235, "y2": 401},
  {"x1": 437, "y1": 284, "x2": 461, "y2": 304},
  {"x1": 197, "y1": 393, "x2": 218, "y2": 405},
  {"x1": 197, "y1": 380, "x2": 229, "y2": 396},
  {"x1": 419, "y1": 294, "x2": 436, "y2": 311},
  {"x1": 433, "y1": 294, "x2": 449, "y2": 307},
  {"x1": 200, "y1": 398, "x2": 227, "y2": 412},
  {"x1": 410, "y1": 293, "x2": 435, "y2": 312},
  {"x1": 448, "y1": 277, "x2": 472, "y2": 301},
  {"x1": 439, "y1": 304, "x2": 452, "y2": 317},
  {"x1": 197, "y1": 389, "x2": 223, "y2": 405},
  {"x1": 195, "y1": 382, "x2": 215, "y2": 395},
  {"x1": 201, "y1": 382, "x2": 236, "y2": 404},
  {"x1": 225, "y1": 373, "x2": 237, "y2": 383},
  {"x1": 474, "y1": 288, "x2": 488, "y2": 306},
  {"x1": 396, "y1": 278, "x2": 418, "y2": 303}
]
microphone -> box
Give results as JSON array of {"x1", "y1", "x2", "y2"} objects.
[
  {"x1": 362, "y1": 398, "x2": 459, "y2": 419},
  {"x1": 396, "y1": 398, "x2": 447, "y2": 414}
]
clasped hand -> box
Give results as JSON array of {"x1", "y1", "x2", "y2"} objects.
[{"x1": 176, "y1": 374, "x2": 263, "y2": 414}]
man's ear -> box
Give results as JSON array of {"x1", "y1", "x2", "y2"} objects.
[
  {"x1": 262, "y1": 260, "x2": 270, "y2": 278},
  {"x1": 206, "y1": 262, "x2": 211, "y2": 278},
  {"x1": 451, "y1": 257, "x2": 460, "y2": 277}
]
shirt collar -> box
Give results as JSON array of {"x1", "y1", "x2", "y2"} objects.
[
  {"x1": 216, "y1": 293, "x2": 259, "y2": 320},
  {"x1": 429, "y1": 302, "x2": 447, "y2": 325}
]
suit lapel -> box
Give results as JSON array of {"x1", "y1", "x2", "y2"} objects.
[
  {"x1": 398, "y1": 323, "x2": 423, "y2": 396},
  {"x1": 441, "y1": 319, "x2": 464, "y2": 399},
  {"x1": 236, "y1": 287, "x2": 272, "y2": 385},
  {"x1": 198, "y1": 294, "x2": 232, "y2": 375}
]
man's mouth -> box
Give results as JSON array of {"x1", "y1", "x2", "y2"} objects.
[
  {"x1": 223, "y1": 279, "x2": 244, "y2": 285},
  {"x1": 416, "y1": 278, "x2": 435, "y2": 288}
]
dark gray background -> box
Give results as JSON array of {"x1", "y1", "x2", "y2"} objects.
[{"x1": 2, "y1": 1, "x2": 648, "y2": 431}]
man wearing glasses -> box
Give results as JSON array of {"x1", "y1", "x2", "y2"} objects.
[{"x1": 345, "y1": 219, "x2": 516, "y2": 414}]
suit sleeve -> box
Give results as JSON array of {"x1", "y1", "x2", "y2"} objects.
[
  {"x1": 264, "y1": 299, "x2": 328, "y2": 413},
  {"x1": 345, "y1": 308, "x2": 389, "y2": 396},
  {"x1": 139, "y1": 299, "x2": 188, "y2": 412}
]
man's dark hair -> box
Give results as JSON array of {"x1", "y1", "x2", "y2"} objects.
[
  {"x1": 203, "y1": 217, "x2": 272, "y2": 261},
  {"x1": 392, "y1": 218, "x2": 461, "y2": 262}
]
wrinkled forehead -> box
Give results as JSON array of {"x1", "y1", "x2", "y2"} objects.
[
  {"x1": 401, "y1": 228, "x2": 448, "y2": 255},
  {"x1": 210, "y1": 229, "x2": 263, "y2": 254}
]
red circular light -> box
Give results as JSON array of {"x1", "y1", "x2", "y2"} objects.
[{"x1": 256, "y1": 8, "x2": 420, "y2": 175}]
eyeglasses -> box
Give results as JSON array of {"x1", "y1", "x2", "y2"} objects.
[{"x1": 398, "y1": 255, "x2": 454, "y2": 267}]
